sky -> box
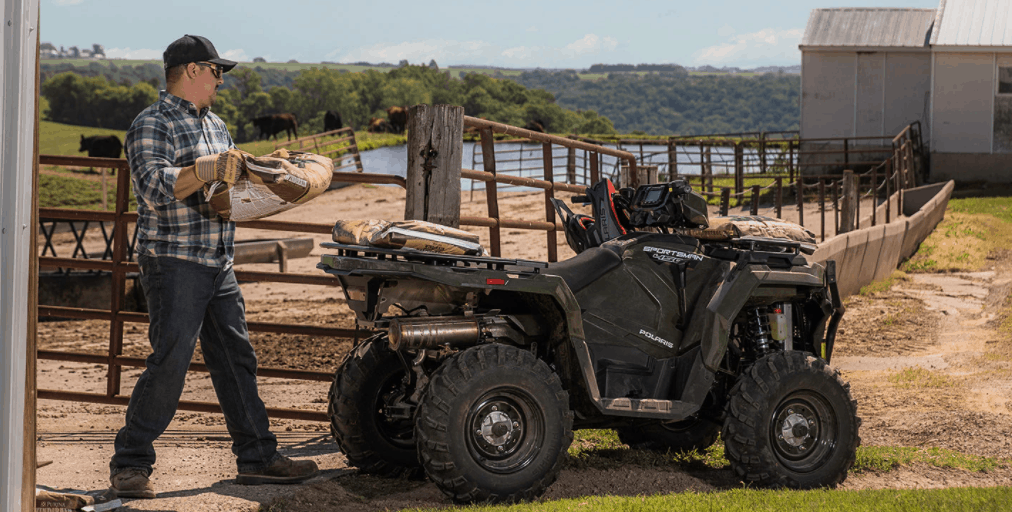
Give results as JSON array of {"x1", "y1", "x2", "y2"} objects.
[{"x1": 42, "y1": 0, "x2": 941, "y2": 69}]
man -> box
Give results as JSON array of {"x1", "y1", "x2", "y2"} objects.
[{"x1": 109, "y1": 34, "x2": 318, "y2": 499}]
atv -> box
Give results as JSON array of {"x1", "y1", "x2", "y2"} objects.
[{"x1": 318, "y1": 179, "x2": 859, "y2": 503}]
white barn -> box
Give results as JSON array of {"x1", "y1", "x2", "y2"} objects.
[{"x1": 800, "y1": 0, "x2": 1012, "y2": 182}]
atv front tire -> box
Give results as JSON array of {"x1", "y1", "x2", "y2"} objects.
[
  {"x1": 328, "y1": 335, "x2": 420, "y2": 476},
  {"x1": 617, "y1": 417, "x2": 721, "y2": 453},
  {"x1": 723, "y1": 351, "x2": 860, "y2": 488},
  {"x1": 416, "y1": 344, "x2": 574, "y2": 503}
]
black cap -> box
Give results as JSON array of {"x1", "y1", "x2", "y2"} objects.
[{"x1": 163, "y1": 34, "x2": 237, "y2": 73}]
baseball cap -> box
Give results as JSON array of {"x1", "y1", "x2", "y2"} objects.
[{"x1": 163, "y1": 34, "x2": 237, "y2": 72}]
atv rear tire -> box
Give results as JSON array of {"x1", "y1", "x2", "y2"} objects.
[
  {"x1": 328, "y1": 335, "x2": 420, "y2": 476},
  {"x1": 723, "y1": 351, "x2": 860, "y2": 488},
  {"x1": 617, "y1": 417, "x2": 721, "y2": 453},
  {"x1": 416, "y1": 344, "x2": 574, "y2": 503}
]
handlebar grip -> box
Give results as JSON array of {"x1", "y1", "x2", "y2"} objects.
[{"x1": 571, "y1": 195, "x2": 589, "y2": 204}]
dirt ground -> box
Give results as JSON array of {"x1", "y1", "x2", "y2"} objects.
[{"x1": 34, "y1": 184, "x2": 1012, "y2": 511}]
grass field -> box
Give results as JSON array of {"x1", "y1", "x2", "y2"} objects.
[
  {"x1": 38, "y1": 120, "x2": 406, "y2": 210},
  {"x1": 902, "y1": 196, "x2": 1012, "y2": 273},
  {"x1": 439, "y1": 487, "x2": 1012, "y2": 512}
]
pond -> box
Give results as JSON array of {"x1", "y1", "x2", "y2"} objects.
[{"x1": 351, "y1": 141, "x2": 771, "y2": 190}]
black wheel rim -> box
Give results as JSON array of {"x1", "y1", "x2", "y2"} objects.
[
  {"x1": 374, "y1": 370, "x2": 414, "y2": 449},
  {"x1": 769, "y1": 390, "x2": 837, "y2": 473},
  {"x1": 465, "y1": 388, "x2": 544, "y2": 474}
]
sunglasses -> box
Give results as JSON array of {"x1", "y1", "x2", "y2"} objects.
[{"x1": 195, "y1": 62, "x2": 223, "y2": 79}]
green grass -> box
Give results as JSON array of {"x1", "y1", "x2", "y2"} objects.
[
  {"x1": 902, "y1": 196, "x2": 1012, "y2": 273},
  {"x1": 854, "y1": 446, "x2": 1003, "y2": 473},
  {"x1": 433, "y1": 487, "x2": 1012, "y2": 512},
  {"x1": 39, "y1": 120, "x2": 127, "y2": 156},
  {"x1": 568, "y1": 429, "x2": 1005, "y2": 475},
  {"x1": 859, "y1": 270, "x2": 908, "y2": 295},
  {"x1": 38, "y1": 173, "x2": 136, "y2": 211}
]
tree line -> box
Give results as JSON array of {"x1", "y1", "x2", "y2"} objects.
[
  {"x1": 511, "y1": 69, "x2": 800, "y2": 136},
  {"x1": 39, "y1": 62, "x2": 801, "y2": 139},
  {"x1": 39, "y1": 63, "x2": 616, "y2": 142}
]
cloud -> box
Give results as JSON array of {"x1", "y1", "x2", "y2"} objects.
[
  {"x1": 104, "y1": 47, "x2": 162, "y2": 60},
  {"x1": 53, "y1": 0, "x2": 83, "y2": 5},
  {"x1": 693, "y1": 28, "x2": 803, "y2": 66},
  {"x1": 564, "y1": 34, "x2": 618, "y2": 54},
  {"x1": 335, "y1": 34, "x2": 619, "y2": 67},
  {"x1": 221, "y1": 49, "x2": 248, "y2": 62},
  {"x1": 717, "y1": 24, "x2": 736, "y2": 38}
]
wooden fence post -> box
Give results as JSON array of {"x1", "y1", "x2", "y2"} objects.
[
  {"x1": 720, "y1": 188, "x2": 730, "y2": 216},
  {"x1": 566, "y1": 146, "x2": 576, "y2": 184},
  {"x1": 704, "y1": 145, "x2": 712, "y2": 192},
  {"x1": 543, "y1": 142, "x2": 558, "y2": 262},
  {"x1": 734, "y1": 142, "x2": 744, "y2": 196},
  {"x1": 775, "y1": 177, "x2": 783, "y2": 219},
  {"x1": 759, "y1": 131, "x2": 767, "y2": 174},
  {"x1": 404, "y1": 104, "x2": 463, "y2": 227},
  {"x1": 667, "y1": 139, "x2": 678, "y2": 178},
  {"x1": 818, "y1": 180, "x2": 826, "y2": 241},
  {"x1": 797, "y1": 179, "x2": 805, "y2": 227},
  {"x1": 839, "y1": 170, "x2": 858, "y2": 234},
  {"x1": 750, "y1": 185, "x2": 760, "y2": 216}
]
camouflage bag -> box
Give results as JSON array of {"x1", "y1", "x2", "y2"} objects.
[
  {"x1": 679, "y1": 215, "x2": 816, "y2": 244},
  {"x1": 333, "y1": 219, "x2": 485, "y2": 255}
]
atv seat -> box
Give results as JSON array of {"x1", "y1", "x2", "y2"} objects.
[{"x1": 545, "y1": 245, "x2": 622, "y2": 294}]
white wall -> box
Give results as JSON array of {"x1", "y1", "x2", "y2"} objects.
[
  {"x1": 856, "y1": 53, "x2": 886, "y2": 142},
  {"x1": 1, "y1": 0, "x2": 39, "y2": 510},
  {"x1": 884, "y1": 53, "x2": 932, "y2": 142},
  {"x1": 932, "y1": 52, "x2": 994, "y2": 153},
  {"x1": 802, "y1": 51, "x2": 856, "y2": 139},
  {"x1": 802, "y1": 50, "x2": 931, "y2": 142}
]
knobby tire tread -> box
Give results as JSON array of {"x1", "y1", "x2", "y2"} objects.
[
  {"x1": 327, "y1": 336, "x2": 420, "y2": 477},
  {"x1": 722, "y1": 351, "x2": 861, "y2": 489},
  {"x1": 416, "y1": 344, "x2": 574, "y2": 504}
]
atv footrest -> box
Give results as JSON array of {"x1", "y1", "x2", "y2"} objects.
[{"x1": 600, "y1": 398, "x2": 699, "y2": 419}]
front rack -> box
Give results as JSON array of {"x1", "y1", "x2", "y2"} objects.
[{"x1": 320, "y1": 242, "x2": 549, "y2": 273}]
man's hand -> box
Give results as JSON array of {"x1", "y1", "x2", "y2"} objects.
[{"x1": 194, "y1": 149, "x2": 246, "y2": 184}]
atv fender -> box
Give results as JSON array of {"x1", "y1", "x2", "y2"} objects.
[{"x1": 696, "y1": 265, "x2": 763, "y2": 372}]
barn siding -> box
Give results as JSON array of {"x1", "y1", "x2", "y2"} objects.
[
  {"x1": 932, "y1": 52, "x2": 994, "y2": 153},
  {"x1": 802, "y1": 51, "x2": 857, "y2": 139},
  {"x1": 856, "y1": 52, "x2": 886, "y2": 141}
]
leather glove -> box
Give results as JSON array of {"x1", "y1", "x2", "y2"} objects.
[{"x1": 194, "y1": 149, "x2": 246, "y2": 185}]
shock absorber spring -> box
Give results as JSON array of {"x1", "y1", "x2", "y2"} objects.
[{"x1": 747, "y1": 307, "x2": 773, "y2": 355}]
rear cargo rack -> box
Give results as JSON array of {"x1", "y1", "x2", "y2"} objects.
[{"x1": 320, "y1": 242, "x2": 548, "y2": 273}]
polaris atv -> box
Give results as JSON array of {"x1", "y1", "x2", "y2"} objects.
[{"x1": 318, "y1": 179, "x2": 858, "y2": 503}]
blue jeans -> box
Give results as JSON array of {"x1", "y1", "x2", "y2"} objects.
[{"x1": 110, "y1": 255, "x2": 278, "y2": 476}]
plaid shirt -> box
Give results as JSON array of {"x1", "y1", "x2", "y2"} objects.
[{"x1": 126, "y1": 91, "x2": 236, "y2": 267}]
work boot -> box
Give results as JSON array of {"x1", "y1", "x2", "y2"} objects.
[
  {"x1": 110, "y1": 468, "x2": 156, "y2": 499},
  {"x1": 235, "y1": 455, "x2": 319, "y2": 485}
]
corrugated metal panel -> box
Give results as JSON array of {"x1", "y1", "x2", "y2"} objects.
[
  {"x1": 802, "y1": 8, "x2": 936, "y2": 47},
  {"x1": 933, "y1": 0, "x2": 1012, "y2": 46}
]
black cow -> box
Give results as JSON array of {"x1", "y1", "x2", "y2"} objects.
[
  {"x1": 386, "y1": 106, "x2": 407, "y2": 134},
  {"x1": 79, "y1": 134, "x2": 122, "y2": 174},
  {"x1": 79, "y1": 134, "x2": 122, "y2": 158},
  {"x1": 324, "y1": 110, "x2": 343, "y2": 133},
  {"x1": 251, "y1": 113, "x2": 299, "y2": 141}
]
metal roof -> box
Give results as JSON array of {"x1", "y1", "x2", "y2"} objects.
[
  {"x1": 801, "y1": 8, "x2": 936, "y2": 47},
  {"x1": 931, "y1": 0, "x2": 1012, "y2": 46}
]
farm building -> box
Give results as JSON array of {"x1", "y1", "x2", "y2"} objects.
[{"x1": 800, "y1": 0, "x2": 1012, "y2": 182}]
